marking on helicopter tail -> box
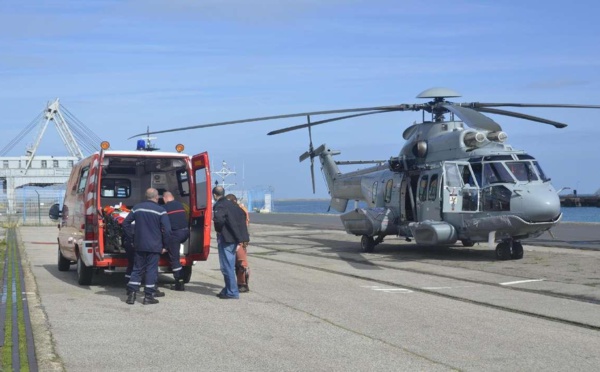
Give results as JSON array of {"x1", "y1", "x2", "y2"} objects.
[
  {"x1": 499, "y1": 279, "x2": 545, "y2": 286},
  {"x1": 361, "y1": 285, "x2": 413, "y2": 293}
]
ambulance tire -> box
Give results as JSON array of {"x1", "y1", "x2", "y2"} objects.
[
  {"x1": 181, "y1": 266, "x2": 192, "y2": 284},
  {"x1": 77, "y1": 254, "x2": 93, "y2": 285},
  {"x1": 58, "y1": 247, "x2": 71, "y2": 272}
]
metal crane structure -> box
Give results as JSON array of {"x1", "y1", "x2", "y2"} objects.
[{"x1": 0, "y1": 99, "x2": 100, "y2": 214}]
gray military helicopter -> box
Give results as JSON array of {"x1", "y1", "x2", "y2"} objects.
[{"x1": 132, "y1": 88, "x2": 600, "y2": 260}]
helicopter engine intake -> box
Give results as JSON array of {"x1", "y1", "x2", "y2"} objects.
[
  {"x1": 463, "y1": 131, "x2": 486, "y2": 148},
  {"x1": 487, "y1": 131, "x2": 508, "y2": 142}
]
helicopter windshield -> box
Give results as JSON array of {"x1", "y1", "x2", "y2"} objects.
[
  {"x1": 533, "y1": 161, "x2": 550, "y2": 182},
  {"x1": 482, "y1": 162, "x2": 513, "y2": 186},
  {"x1": 506, "y1": 161, "x2": 539, "y2": 182}
]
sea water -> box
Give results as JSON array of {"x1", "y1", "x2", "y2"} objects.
[{"x1": 267, "y1": 199, "x2": 600, "y2": 223}]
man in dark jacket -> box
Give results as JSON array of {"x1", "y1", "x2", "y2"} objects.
[
  {"x1": 123, "y1": 188, "x2": 171, "y2": 305},
  {"x1": 212, "y1": 186, "x2": 249, "y2": 299},
  {"x1": 162, "y1": 191, "x2": 189, "y2": 291}
]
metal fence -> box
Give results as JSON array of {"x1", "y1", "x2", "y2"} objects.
[{"x1": 0, "y1": 187, "x2": 65, "y2": 226}]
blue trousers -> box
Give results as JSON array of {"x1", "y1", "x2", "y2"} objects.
[
  {"x1": 218, "y1": 239, "x2": 239, "y2": 298},
  {"x1": 167, "y1": 229, "x2": 189, "y2": 280},
  {"x1": 127, "y1": 251, "x2": 160, "y2": 295}
]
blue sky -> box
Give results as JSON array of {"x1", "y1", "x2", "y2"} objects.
[{"x1": 1, "y1": 0, "x2": 600, "y2": 199}]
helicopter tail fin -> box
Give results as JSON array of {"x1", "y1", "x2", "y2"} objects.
[
  {"x1": 300, "y1": 143, "x2": 347, "y2": 212},
  {"x1": 317, "y1": 145, "x2": 348, "y2": 212}
]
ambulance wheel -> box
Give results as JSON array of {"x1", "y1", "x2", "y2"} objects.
[
  {"x1": 77, "y1": 255, "x2": 93, "y2": 285},
  {"x1": 181, "y1": 266, "x2": 192, "y2": 284},
  {"x1": 511, "y1": 241, "x2": 524, "y2": 260},
  {"x1": 57, "y1": 247, "x2": 71, "y2": 272},
  {"x1": 495, "y1": 242, "x2": 511, "y2": 261},
  {"x1": 361, "y1": 235, "x2": 375, "y2": 253},
  {"x1": 461, "y1": 239, "x2": 475, "y2": 247}
]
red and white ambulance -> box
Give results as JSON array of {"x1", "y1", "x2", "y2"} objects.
[{"x1": 49, "y1": 140, "x2": 212, "y2": 285}]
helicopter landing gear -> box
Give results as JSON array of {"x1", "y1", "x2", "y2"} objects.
[
  {"x1": 361, "y1": 235, "x2": 375, "y2": 253},
  {"x1": 461, "y1": 239, "x2": 475, "y2": 247},
  {"x1": 511, "y1": 241, "x2": 524, "y2": 260},
  {"x1": 495, "y1": 240, "x2": 524, "y2": 260},
  {"x1": 495, "y1": 241, "x2": 512, "y2": 260},
  {"x1": 361, "y1": 235, "x2": 384, "y2": 253}
]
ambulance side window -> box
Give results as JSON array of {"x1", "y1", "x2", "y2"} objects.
[
  {"x1": 77, "y1": 167, "x2": 89, "y2": 194},
  {"x1": 195, "y1": 168, "x2": 207, "y2": 209},
  {"x1": 177, "y1": 170, "x2": 190, "y2": 197}
]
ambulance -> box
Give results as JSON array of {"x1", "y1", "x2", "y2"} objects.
[{"x1": 49, "y1": 140, "x2": 212, "y2": 285}]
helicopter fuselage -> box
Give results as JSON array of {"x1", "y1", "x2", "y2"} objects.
[{"x1": 319, "y1": 120, "x2": 561, "y2": 259}]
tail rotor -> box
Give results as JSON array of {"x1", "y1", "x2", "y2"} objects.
[{"x1": 298, "y1": 116, "x2": 317, "y2": 193}]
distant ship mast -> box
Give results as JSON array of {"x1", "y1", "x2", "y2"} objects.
[{"x1": 213, "y1": 160, "x2": 236, "y2": 191}]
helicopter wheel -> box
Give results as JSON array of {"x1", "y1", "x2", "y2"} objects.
[
  {"x1": 461, "y1": 239, "x2": 475, "y2": 247},
  {"x1": 511, "y1": 241, "x2": 524, "y2": 260},
  {"x1": 495, "y1": 241, "x2": 512, "y2": 261},
  {"x1": 361, "y1": 235, "x2": 375, "y2": 253}
]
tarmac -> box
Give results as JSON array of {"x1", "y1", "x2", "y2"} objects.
[{"x1": 13, "y1": 220, "x2": 600, "y2": 371}]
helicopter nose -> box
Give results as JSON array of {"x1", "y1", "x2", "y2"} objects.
[{"x1": 514, "y1": 184, "x2": 561, "y2": 222}]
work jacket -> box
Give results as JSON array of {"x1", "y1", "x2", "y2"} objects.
[
  {"x1": 123, "y1": 200, "x2": 171, "y2": 253},
  {"x1": 213, "y1": 197, "x2": 249, "y2": 244}
]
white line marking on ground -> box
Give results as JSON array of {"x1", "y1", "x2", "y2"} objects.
[
  {"x1": 361, "y1": 285, "x2": 413, "y2": 293},
  {"x1": 499, "y1": 279, "x2": 545, "y2": 286},
  {"x1": 421, "y1": 285, "x2": 479, "y2": 290}
]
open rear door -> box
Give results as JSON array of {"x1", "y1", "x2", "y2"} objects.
[{"x1": 189, "y1": 152, "x2": 212, "y2": 260}]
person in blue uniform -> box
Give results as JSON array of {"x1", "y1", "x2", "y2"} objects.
[
  {"x1": 212, "y1": 186, "x2": 249, "y2": 299},
  {"x1": 123, "y1": 188, "x2": 171, "y2": 305},
  {"x1": 162, "y1": 191, "x2": 189, "y2": 291}
]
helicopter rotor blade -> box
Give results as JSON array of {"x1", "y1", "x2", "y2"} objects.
[
  {"x1": 442, "y1": 104, "x2": 502, "y2": 132},
  {"x1": 128, "y1": 105, "x2": 417, "y2": 139},
  {"x1": 310, "y1": 159, "x2": 316, "y2": 194},
  {"x1": 468, "y1": 102, "x2": 600, "y2": 109},
  {"x1": 472, "y1": 107, "x2": 568, "y2": 128},
  {"x1": 268, "y1": 109, "x2": 399, "y2": 136},
  {"x1": 307, "y1": 119, "x2": 317, "y2": 193}
]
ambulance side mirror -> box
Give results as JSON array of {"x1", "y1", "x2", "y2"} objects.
[{"x1": 49, "y1": 203, "x2": 62, "y2": 220}]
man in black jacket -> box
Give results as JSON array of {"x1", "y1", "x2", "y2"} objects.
[
  {"x1": 212, "y1": 186, "x2": 249, "y2": 299},
  {"x1": 123, "y1": 188, "x2": 171, "y2": 305},
  {"x1": 163, "y1": 191, "x2": 189, "y2": 291}
]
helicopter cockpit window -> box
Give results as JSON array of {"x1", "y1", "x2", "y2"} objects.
[
  {"x1": 482, "y1": 163, "x2": 513, "y2": 186},
  {"x1": 506, "y1": 161, "x2": 539, "y2": 182},
  {"x1": 533, "y1": 161, "x2": 550, "y2": 182},
  {"x1": 459, "y1": 165, "x2": 476, "y2": 187},
  {"x1": 444, "y1": 164, "x2": 461, "y2": 188},
  {"x1": 428, "y1": 175, "x2": 438, "y2": 201},
  {"x1": 418, "y1": 176, "x2": 429, "y2": 201}
]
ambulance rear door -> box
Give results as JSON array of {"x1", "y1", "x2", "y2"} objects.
[{"x1": 189, "y1": 152, "x2": 212, "y2": 260}]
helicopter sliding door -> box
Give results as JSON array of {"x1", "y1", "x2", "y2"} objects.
[
  {"x1": 442, "y1": 161, "x2": 479, "y2": 214},
  {"x1": 416, "y1": 170, "x2": 442, "y2": 221}
]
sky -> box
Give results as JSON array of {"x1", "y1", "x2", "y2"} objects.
[{"x1": 1, "y1": 0, "x2": 600, "y2": 199}]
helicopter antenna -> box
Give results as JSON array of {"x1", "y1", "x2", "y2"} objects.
[{"x1": 298, "y1": 115, "x2": 317, "y2": 193}]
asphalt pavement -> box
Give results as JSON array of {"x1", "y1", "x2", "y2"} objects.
[{"x1": 19, "y1": 223, "x2": 600, "y2": 371}]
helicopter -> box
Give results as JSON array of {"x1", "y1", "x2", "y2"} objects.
[{"x1": 131, "y1": 87, "x2": 600, "y2": 260}]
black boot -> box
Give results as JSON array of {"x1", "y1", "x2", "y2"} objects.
[
  {"x1": 174, "y1": 279, "x2": 185, "y2": 291},
  {"x1": 143, "y1": 294, "x2": 159, "y2": 305},
  {"x1": 154, "y1": 288, "x2": 165, "y2": 297},
  {"x1": 126, "y1": 290, "x2": 136, "y2": 305}
]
